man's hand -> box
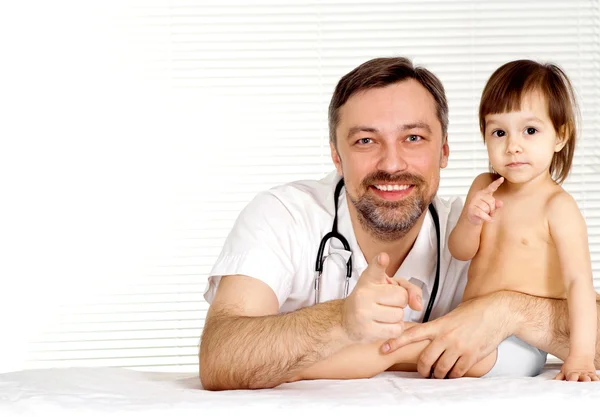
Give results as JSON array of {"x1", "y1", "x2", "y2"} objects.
[
  {"x1": 381, "y1": 292, "x2": 515, "y2": 379},
  {"x1": 342, "y1": 252, "x2": 423, "y2": 344}
]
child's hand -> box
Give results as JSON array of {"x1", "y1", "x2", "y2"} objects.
[
  {"x1": 554, "y1": 356, "x2": 599, "y2": 382},
  {"x1": 467, "y1": 177, "x2": 504, "y2": 225}
]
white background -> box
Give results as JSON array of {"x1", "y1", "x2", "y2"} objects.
[{"x1": 0, "y1": 0, "x2": 598, "y2": 373}]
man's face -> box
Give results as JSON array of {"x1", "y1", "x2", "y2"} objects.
[{"x1": 331, "y1": 79, "x2": 449, "y2": 241}]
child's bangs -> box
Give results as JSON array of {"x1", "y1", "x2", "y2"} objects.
[{"x1": 481, "y1": 73, "x2": 545, "y2": 120}]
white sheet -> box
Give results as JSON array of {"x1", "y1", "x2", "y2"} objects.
[{"x1": 1, "y1": 364, "x2": 599, "y2": 416}]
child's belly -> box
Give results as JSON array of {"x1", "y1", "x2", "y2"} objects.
[{"x1": 463, "y1": 233, "x2": 565, "y2": 301}]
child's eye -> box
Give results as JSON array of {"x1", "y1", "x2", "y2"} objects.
[
  {"x1": 491, "y1": 130, "x2": 506, "y2": 138},
  {"x1": 524, "y1": 127, "x2": 537, "y2": 135}
]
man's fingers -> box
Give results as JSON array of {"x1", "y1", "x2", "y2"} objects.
[
  {"x1": 447, "y1": 355, "x2": 472, "y2": 379},
  {"x1": 376, "y1": 284, "x2": 409, "y2": 308},
  {"x1": 418, "y1": 340, "x2": 447, "y2": 378},
  {"x1": 432, "y1": 349, "x2": 460, "y2": 379},
  {"x1": 364, "y1": 252, "x2": 390, "y2": 283},
  {"x1": 485, "y1": 176, "x2": 504, "y2": 194},
  {"x1": 372, "y1": 304, "x2": 405, "y2": 324},
  {"x1": 381, "y1": 322, "x2": 434, "y2": 354},
  {"x1": 374, "y1": 321, "x2": 405, "y2": 341},
  {"x1": 390, "y1": 277, "x2": 423, "y2": 311}
]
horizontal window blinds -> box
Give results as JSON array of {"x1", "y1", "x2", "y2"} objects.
[{"x1": 1, "y1": 0, "x2": 598, "y2": 373}]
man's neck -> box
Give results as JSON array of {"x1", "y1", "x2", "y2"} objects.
[{"x1": 347, "y1": 200, "x2": 428, "y2": 277}]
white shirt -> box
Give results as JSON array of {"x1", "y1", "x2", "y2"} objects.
[{"x1": 204, "y1": 171, "x2": 470, "y2": 323}]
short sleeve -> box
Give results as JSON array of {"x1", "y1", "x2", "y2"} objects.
[{"x1": 203, "y1": 191, "x2": 297, "y2": 308}]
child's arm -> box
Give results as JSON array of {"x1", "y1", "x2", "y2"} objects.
[
  {"x1": 548, "y1": 192, "x2": 597, "y2": 382},
  {"x1": 288, "y1": 323, "x2": 424, "y2": 381},
  {"x1": 288, "y1": 323, "x2": 495, "y2": 381},
  {"x1": 448, "y1": 173, "x2": 504, "y2": 261}
]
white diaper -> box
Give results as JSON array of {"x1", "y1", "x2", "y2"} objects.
[{"x1": 482, "y1": 336, "x2": 547, "y2": 378}]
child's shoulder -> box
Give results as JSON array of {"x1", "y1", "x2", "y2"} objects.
[{"x1": 546, "y1": 187, "x2": 581, "y2": 218}]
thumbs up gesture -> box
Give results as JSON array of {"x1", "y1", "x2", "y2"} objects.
[{"x1": 342, "y1": 252, "x2": 423, "y2": 343}]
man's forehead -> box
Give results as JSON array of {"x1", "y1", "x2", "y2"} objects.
[
  {"x1": 338, "y1": 81, "x2": 439, "y2": 124},
  {"x1": 338, "y1": 103, "x2": 441, "y2": 138}
]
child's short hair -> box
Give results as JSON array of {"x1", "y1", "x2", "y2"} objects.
[{"x1": 479, "y1": 59, "x2": 579, "y2": 184}]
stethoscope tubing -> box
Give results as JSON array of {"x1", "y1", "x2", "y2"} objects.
[{"x1": 314, "y1": 178, "x2": 441, "y2": 323}]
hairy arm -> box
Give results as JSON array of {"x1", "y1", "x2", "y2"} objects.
[
  {"x1": 199, "y1": 275, "x2": 351, "y2": 390},
  {"x1": 510, "y1": 291, "x2": 600, "y2": 368},
  {"x1": 448, "y1": 173, "x2": 496, "y2": 261}
]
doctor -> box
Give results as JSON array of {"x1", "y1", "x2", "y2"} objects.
[{"x1": 199, "y1": 57, "x2": 600, "y2": 390}]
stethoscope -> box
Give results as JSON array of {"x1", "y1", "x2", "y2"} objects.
[{"x1": 314, "y1": 178, "x2": 441, "y2": 323}]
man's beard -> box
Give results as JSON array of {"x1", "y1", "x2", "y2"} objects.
[{"x1": 348, "y1": 171, "x2": 430, "y2": 242}]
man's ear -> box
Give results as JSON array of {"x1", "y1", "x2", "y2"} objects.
[
  {"x1": 330, "y1": 141, "x2": 343, "y2": 176},
  {"x1": 555, "y1": 124, "x2": 569, "y2": 152},
  {"x1": 440, "y1": 136, "x2": 449, "y2": 169}
]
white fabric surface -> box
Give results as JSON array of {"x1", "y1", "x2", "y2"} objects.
[{"x1": 1, "y1": 365, "x2": 599, "y2": 416}]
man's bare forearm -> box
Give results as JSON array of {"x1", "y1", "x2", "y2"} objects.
[
  {"x1": 509, "y1": 291, "x2": 600, "y2": 368},
  {"x1": 199, "y1": 299, "x2": 351, "y2": 390}
]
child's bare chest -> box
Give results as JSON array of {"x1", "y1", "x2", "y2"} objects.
[{"x1": 482, "y1": 194, "x2": 550, "y2": 246}]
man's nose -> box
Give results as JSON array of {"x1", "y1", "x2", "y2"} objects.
[{"x1": 377, "y1": 143, "x2": 408, "y2": 172}]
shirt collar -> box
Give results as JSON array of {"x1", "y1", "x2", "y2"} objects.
[{"x1": 333, "y1": 175, "x2": 437, "y2": 296}]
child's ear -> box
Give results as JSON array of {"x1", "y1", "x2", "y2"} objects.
[{"x1": 554, "y1": 124, "x2": 570, "y2": 152}]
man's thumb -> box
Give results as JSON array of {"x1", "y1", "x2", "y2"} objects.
[{"x1": 366, "y1": 252, "x2": 389, "y2": 282}]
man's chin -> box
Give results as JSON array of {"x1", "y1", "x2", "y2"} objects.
[{"x1": 357, "y1": 213, "x2": 419, "y2": 241}]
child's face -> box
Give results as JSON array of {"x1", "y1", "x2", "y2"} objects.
[{"x1": 483, "y1": 91, "x2": 566, "y2": 185}]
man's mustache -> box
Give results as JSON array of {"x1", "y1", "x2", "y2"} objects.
[{"x1": 361, "y1": 171, "x2": 426, "y2": 188}]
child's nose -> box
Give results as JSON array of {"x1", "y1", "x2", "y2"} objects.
[{"x1": 505, "y1": 136, "x2": 523, "y2": 154}]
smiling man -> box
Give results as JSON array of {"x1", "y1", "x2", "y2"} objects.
[{"x1": 198, "y1": 57, "x2": 600, "y2": 390}]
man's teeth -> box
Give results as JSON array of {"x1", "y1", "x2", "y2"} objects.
[{"x1": 374, "y1": 184, "x2": 411, "y2": 191}]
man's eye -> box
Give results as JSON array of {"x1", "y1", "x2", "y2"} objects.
[
  {"x1": 525, "y1": 127, "x2": 537, "y2": 135},
  {"x1": 357, "y1": 138, "x2": 373, "y2": 145},
  {"x1": 492, "y1": 130, "x2": 505, "y2": 138},
  {"x1": 406, "y1": 135, "x2": 422, "y2": 142}
]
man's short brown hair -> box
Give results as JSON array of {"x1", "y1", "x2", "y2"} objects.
[
  {"x1": 479, "y1": 59, "x2": 579, "y2": 184},
  {"x1": 328, "y1": 57, "x2": 448, "y2": 148}
]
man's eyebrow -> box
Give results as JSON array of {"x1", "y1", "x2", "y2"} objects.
[
  {"x1": 347, "y1": 122, "x2": 432, "y2": 138},
  {"x1": 400, "y1": 122, "x2": 432, "y2": 133},
  {"x1": 347, "y1": 126, "x2": 379, "y2": 138}
]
